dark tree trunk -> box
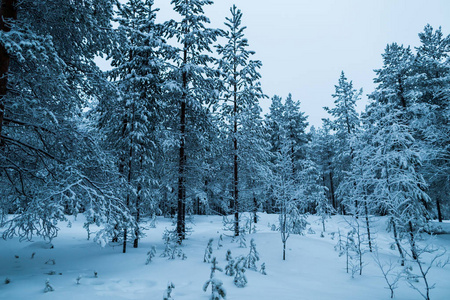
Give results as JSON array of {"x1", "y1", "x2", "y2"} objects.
[
  {"x1": 115, "y1": 116, "x2": 128, "y2": 244},
  {"x1": 112, "y1": 224, "x2": 119, "y2": 243},
  {"x1": 253, "y1": 194, "x2": 258, "y2": 224},
  {"x1": 391, "y1": 218, "x2": 405, "y2": 266},
  {"x1": 408, "y1": 221, "x2": 418, "y2": 260},
  {"x1": 177, "y1": 45, "x2": 188, "y2": 243},
  {"x1": 233, "y1": 63, "x2": 239, "y2": 237},
  {"x1": 398, "y1": 77, "x2": 407, "y2": 109},
  {"x1": 328, "y1": 171, "x2": 336, "y2": 211},
  {"x1": 436, "y1": 197, "x2": 443, "y2": 223},
  {"x1": 364, "y1": 202, "x2": 372, "y2": 252},
  {"x1": 133, "y1": 180, "x2": 141, "y2": 248},
  {"x1": 0, "y1": 0, "x2": 17, "y2": 145},
  {"x1": 123, "y1": 142, "x2": 133, "y2": 254}
]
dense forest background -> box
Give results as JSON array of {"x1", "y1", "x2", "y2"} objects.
[{"x1": 0, "y1": 0, "x2": 449, "y2": 255}]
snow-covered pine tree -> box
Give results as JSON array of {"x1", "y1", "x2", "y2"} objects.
[
  {"x1": 413, "y1": 25, "x2": 450, "y2": 222},
  {"x1": 265, "y1": 94, "x2": 309, "y2": 214},
  {"x1": 239, "y1": 104, "x2": 272, "y2": 229},
  {"x1": 265, "y1": 95, "x2": 284, "y2": 157},
  {"x1": 297, "y1": 159, "x2": 330, "y2": 234},
  {"x1": 97, "y1": 0, "x2": 174, "y2": 252},
  {"x1": 365, "y1": 102, "x2": 431, "y2": 261},
  {"x1": 0, "y1": 0, "x2": 133, "y2": 241},
  {"x1": 366, "y1": 39, "x2": 434, "y2": 261},
  {"x1": 166, "y1": 0, "x2": 222, "y2": 242},
  {"x1": 216, "y1": 5, "x2": 266, "y2": 237},
  {"x1": 283, "y1": 94, "x2": 309, "y2": 175},
  {"x1": 273, "y1": 132, "x2": 306, "y2": 260},
  {"x1": 338, "y1": 129, "x2": 375, "y2": 252},
  {"x1": 324, "y1": 71, "x2": 362, "y2": 213},
  {"x1": 308, "y1": 125, "x2": 339, "y2": 213}
]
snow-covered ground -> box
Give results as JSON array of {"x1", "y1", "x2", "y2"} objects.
[{"x1": 1, "y1": 214, "x2": 449, "y2": 300}]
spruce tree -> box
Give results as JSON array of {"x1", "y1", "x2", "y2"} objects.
[
  {"x1": 414, "y1": 25, "x2": 450, "y2": 222},
  {"x1": 97, "y1": 0, "x2": 173, "y2": 252},
  {"x1": 216, "y1": 5, "x2": 266, "y2": 236},
  {"x1": 324, "y1": 71, "x2": 362, "y2": 213},
  {"x1": 167, "y1": 0, "x2": 221, "y2": 242},
  {"x1": 365, "y1": 102, "x2": 431, "y2": 261}
]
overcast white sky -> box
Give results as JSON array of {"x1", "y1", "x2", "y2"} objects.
[{"x1": 149, "y1": 1, "x2": 450, "y2": 127}]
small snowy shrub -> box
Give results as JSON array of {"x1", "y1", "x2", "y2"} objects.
[
  {"x1": 270, "y1": 223, "x2": 277, "y2": 231},
  {"x1": 217, "y1": 234, "x2": 223, "y2": 249},
  {"x1": 5, "y1": 278, "x2": 11, "y2": 284},
  {"x1": 436, "y1": 255, "x2": 450, "y2": 268},
  {"x1": 45, "y1": 259, "x2": 56, "y2": 265},
  {"x1": 163, "y1": 282, "x2": 175, "y2": 300},
  {"x1": 161, "y1": 229, "x2": 184, "y2": 260},
  {"x1": 233, "y1": 256, "x2": 247, "y2": 287},
  {"x1": 260, "y1": 263, "x2": 267, "y2": 275},
  {"x1": 44, "y1": 279, "x2": 54, "y2": 293},
  {"x1": 76, "y1": 275, "x2": 82, "y2": 285},
  {"x1": 245, "y1": 238, "x2": 260, "y2": 271},
  {"x1": 149, "y1": 213, "x2": 157, "y2": 228},
  {"x1": 373, "y1": 252, "x2": 401, "y2": 299},
  {"x1": 203, "y1": 257, "x2": 226, "y2": 300},
  {"x1": 234, "y1": 229, "x2": 247, "y2": 248},
  {"x1": 146, "y1": 246, "x2": 157, "y2": 265},
  {"x1": 334, "y1": 229, "x2": 345, "y2": 252},
  {"x1": 225, "y1": 249, "x2": 232, "y2": 262},
  {"x1": 204, "y1": 238, "x2": 214, "y2": 263},
  {"x1": 94, "y1": 271, "x2": 98, "y2": 278}
]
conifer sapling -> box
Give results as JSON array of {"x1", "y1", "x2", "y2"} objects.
[
  {"x1": 44, "y1": 279, "x2": 54, "y2": 293},
  {"x1": 203, "y1": 257, "x2": 226, "y2": 300},
  {"x1": 260, "y1": 263, "x2": 267, "y2": 275},
  {"x1": 146, "y1": 246, "x2": 157, "y2": 265},
  {"x1": 217, "y1": 234, "x2": 223, "y2": 249},
  {"x1": 246, "y1": 238, "x2": 260, "y2": 271},
  {"x1": 163, "y1": 282, "x2": 175, "y2": 300},
  {"x1": 233, "y1": 256, "x2": 247, "y2": 288},
  {"x1": 204, "y1": 238, "x2": 214, "y2": 263}
]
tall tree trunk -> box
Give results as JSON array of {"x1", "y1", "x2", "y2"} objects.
[
  {"x1": 436, "y1": 197, "x2": 443, "y2": 223},
  {"x1": 328, "y1": 171, "x2": 336, "y2": 212},
  {"x1": 253, "y1": 193, "x2": 258, "y2": 224},
  {"x1": 133, "y1": 168, "x2": 142, "y2": 249},
  {"x1": 0, "y1": 0, "x2": 17, "y2": 145},
  {"x1": 408, "y1": 221, "x2": 418, "y2": 260},
  {"x1": 233, "y1": 63, "x2": 239, "y2": 237},
  {"x1": 391, "y1": 217, "x2": 405, "y2": 266},
  {"x1": 114, "y1": 115, "x2": 129, "y2": 244},
  {"x1": 398, "y1": 77, "x2": 407, "y2": 109},
  {"x1": 123, "y1": 141, "x2": 133, "y2": 253},
  {"x1": 364, "y1": 201, "x2": 372, "y2": 252},
  {"x1": 177, "y1": 45, "x2": 188, "y2": 243},
  {"x1": 123, "y1": 98, "x2": 136, "y2": 253}
]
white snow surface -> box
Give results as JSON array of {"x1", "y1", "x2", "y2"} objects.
[{"x1": 1, "y1": 214, "x2": 450, "y2": 300}]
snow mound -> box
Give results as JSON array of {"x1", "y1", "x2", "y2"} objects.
[
  {"x1": 25, "y1": 241, "x2": 54, "y2": 249},
  {"x1": 424, "y1": 221, "x2": 450, "y2": 235}
]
